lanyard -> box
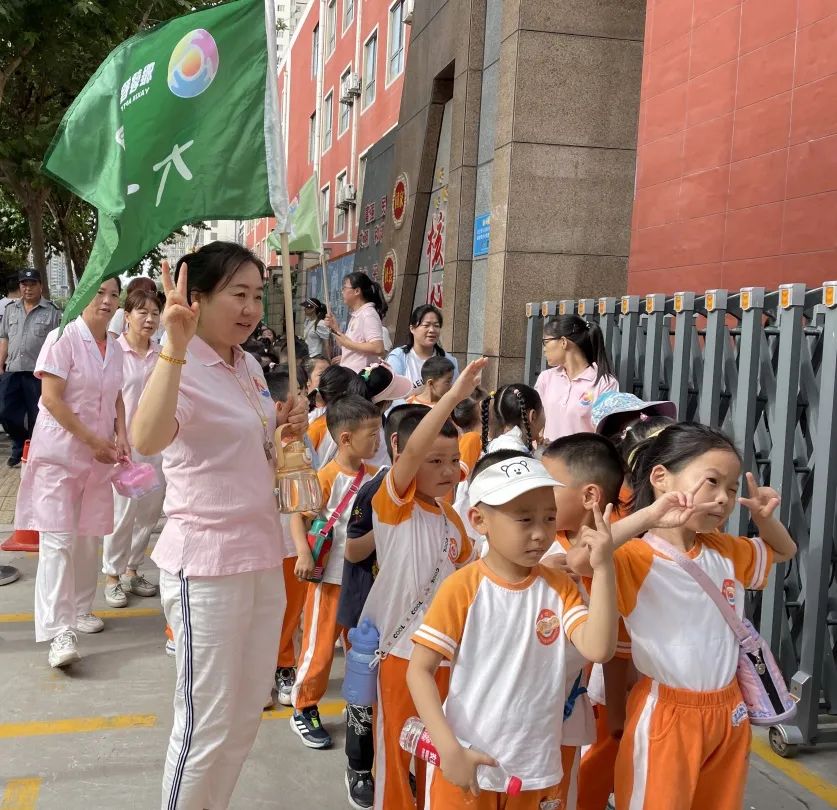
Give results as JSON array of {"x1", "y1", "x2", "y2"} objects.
[{"x1": 226, "y1": 364, "x2": 274, "y2": 465}]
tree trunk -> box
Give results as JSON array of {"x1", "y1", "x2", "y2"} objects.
[{"x1": 23, "y1": 194, "x2": 50, "y2": 298}]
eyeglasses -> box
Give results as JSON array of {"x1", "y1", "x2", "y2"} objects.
[{"x1": 542, "y1": 337, "x2": 560, "y2": 347}]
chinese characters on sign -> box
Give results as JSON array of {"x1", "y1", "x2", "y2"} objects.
[
  {"x1": 425, "y1": 210, "x2": 445, "y2": 273},
  {"x1": 382, "y1": 251, "x2": 397, "y2": 302},
  {"x1": 120, "y1": 61, "x2": 156, "y2": 110},
  {"x1": 392, "y1": 174, "x2": 408, "y2": 229}
]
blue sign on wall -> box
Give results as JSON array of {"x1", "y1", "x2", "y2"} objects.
[{"x1": 473, "y1": 212, "x2": 490, "y2": 258}]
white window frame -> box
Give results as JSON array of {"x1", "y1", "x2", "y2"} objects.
[
  {"x1": 325, "y1": 0, "x2": 337, "y2": 59},
  {"x1": 387, "y1": 0, "x2": 406, "y2": 84},
  {"x1": 320, "y1": 183, "x2": 331, "y2": 245},
  {"x1": 322, "y1": 90, "x2": 333, "y2": 154},
  {"x1": 362, "y1": 29, "x2": 378, "y2": 111},
  {"x1": 308, "y1": 111, "x2": 317, "y2": 164},
  {"x1": 338, "y1": 65, "x2": 352, "y2": 136},
  {"x1": 312, "y1": 24, "x2": 320, "y2": 77},
  {"x1": 343, "y1": 0, "x2": 354, "y2": 33},
  {"x1": 335, "y1": 169, "x2": 348, "y2": 235},
  {"x1": 355, "y1": 149, "x2": 369, "y2": 227}
]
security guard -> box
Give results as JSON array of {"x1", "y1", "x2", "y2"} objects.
[{"x1": 0, "y1": 269, "x2": 61, "y2": 466}]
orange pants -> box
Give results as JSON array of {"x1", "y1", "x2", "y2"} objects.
[
  {"x1": 277, "y1": 557, "x2": 308, "y2": 669},
  {"x1": 374, "y1": 655, "x2": 450, "y2": 810},
  {"x1": 428, "y1": 747, "x2": 573, "y2": 809},
  {"x1": 578, "y1": 705, "x2": 619, "y2": 810},
  {"x1": 292, "y1": 580, "x2": 346, "y2": 710},
  {"x1": 615, "y1": 678, "x2": 750, "y2": 810}
]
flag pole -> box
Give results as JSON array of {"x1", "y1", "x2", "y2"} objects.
[{"x1": 280, "y1": 232, "x2": 297, "y2": 389}]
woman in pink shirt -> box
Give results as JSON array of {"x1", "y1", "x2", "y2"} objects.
[
  {"x1": 131, "y1": 242, "x2": 308, "y2": 810},
  {"x1": 102, "y1": 287, "x2": 164, "y2": 609},
  {"x1": 16, "y1": 278, "x2": 128, "y2": 668},
  {"x1": 324, "y1": 272, "x2": 386, "y2": 371},
  {"x1": 535, "y1": 314, "x2": 619, "y2": 442}
]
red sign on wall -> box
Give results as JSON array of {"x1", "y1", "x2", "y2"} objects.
[
  {"x1": 392, "y1": 174, "x2": 408, "y2": 229},
  {"x1": 382, "y1": 251, "x2": 397, "y2": 301}
]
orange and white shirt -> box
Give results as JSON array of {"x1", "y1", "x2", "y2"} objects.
[
  {"x1": 307, "y1": 413, "x2": 337, "y2": 470},
  {"x1": 458, "y1": 430, "x2": 482, "y2": 478},
  {"x1": 359, "y1": 470, "x2": 472, "y2": 660},
  {"x1": 413, "y1": 560, "x2": 588, "y2": 792},
  {"x1": 614, "y1": 531, "x2": 774, "y2": 691},
  {"x1": 315, "y1": 460, "x2": 378, "y2": 584}
]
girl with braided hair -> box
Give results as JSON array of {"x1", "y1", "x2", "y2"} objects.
[{"x1": 481, "y1": 384, "x2": 545, "y2": 454}]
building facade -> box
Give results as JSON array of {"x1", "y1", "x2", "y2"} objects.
[{"x1": 244, "y1": 0, "x2": 412, "y2": 289}]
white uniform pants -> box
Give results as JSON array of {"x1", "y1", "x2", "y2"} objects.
[
  {"x1": 102, "y1": 479, "x2": 165, "y2": 576},
  {"x1": 159, "y1": 566, "x2": 285, "y2": 810},
  {"x1": 34, "y1": 532, "x2": 99, "y2": 642}
]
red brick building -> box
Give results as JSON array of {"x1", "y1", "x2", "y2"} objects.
[
  {"x1": 244, "y1": 0, "x2": 410, "y2": 269},
  {"x1": 629, "y1": 0, "x2": 837, "y2": 294}
]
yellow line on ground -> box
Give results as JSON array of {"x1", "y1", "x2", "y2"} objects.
[
  {"x1": 263, "y1": 699, "x2": 346, "y2": 720},
  {"x1": 0, "y1": 714, "x2": 156, "y2": 739},
  {"x1": 0, "y1": 777, "x2": 40, "y2": 809},
  {"x1": 0, "y1": 607, "x2": 161, "y2": 623},
  {"x1": 751, "y1": 736, "x2": 837, "y2": 805}
]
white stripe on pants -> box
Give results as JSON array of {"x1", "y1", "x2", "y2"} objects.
[
  {"x1": 159, "y1": 566, "x2": 285, "y2": 810},
  {"x1": 102, "y1": 475, "x2": 165, "y2": 575},
  {"x1": 34, "y1": 532, "x2": 99, "y2": 642}
]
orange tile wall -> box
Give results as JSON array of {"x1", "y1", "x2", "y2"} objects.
[{"x1": 628, "y1": 0, "x2": 837, "y2": 294}]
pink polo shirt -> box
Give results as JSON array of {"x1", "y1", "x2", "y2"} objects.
[
  {"x1": 535, "y1": 364, "x2": 619, "y2": 442},
  {"x1": 151, "y1": 336, "x2": 284, "y2": 577},
  {"x1": 117, "y1": 334, "x2": 160, "y2": 429},
  {"x1": 340, "y1": 302, "x2": 384, "y2": 372}
]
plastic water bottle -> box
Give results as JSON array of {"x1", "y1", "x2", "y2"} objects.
[
  {"x1": 399, "y1": 717, "x2": 522, "y2": 796},
  {"x1": 342, "y1": 619, "x2": 380, "y2": 705}
]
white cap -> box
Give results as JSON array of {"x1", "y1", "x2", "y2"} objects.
[{"x1": 469, "y1": 455, "x2": 563, "y2": 506}]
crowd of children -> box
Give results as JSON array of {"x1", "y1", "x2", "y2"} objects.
[{"x1": 272, "y1": 309, "x2": 798, "y2": 810}]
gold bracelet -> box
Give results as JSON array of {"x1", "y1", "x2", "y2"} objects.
[{"x1": 159, "y1": 352, "x2": 187, "y2": 366}]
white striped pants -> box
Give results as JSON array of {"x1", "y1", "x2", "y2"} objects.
[{"x1": 159, "y1": 566, "x2": 285, "y2": 810}]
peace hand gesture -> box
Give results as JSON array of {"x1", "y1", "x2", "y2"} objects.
[
  {"x1": 738, "y1": 471, "x2": 780, "y2": 522},
  {"x1": 645, "y1": 476, "x2": 717, "y2": 529},
  {"x1": 161, "y1": 260, "x2": 199, "y2": 353},
  {"x1": 578, "y1": 502, "x2": 615, "y2": 570}
]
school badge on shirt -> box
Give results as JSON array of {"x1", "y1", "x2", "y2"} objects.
[
  {"x1": 253, "y1": 377, "x2": 272, "y2": 398},
  {"x1": 721, "y1": 578, "x2": 736, "y2": 606},
  {"x1": 535, "y1": 608, "x2": 560, "y2": 646}
]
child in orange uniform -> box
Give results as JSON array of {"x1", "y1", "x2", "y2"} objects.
[
  {"x1": 359, "y1": 359, "x2": 486, "y2": 809},
  {"x1": 289, "y1": 394, "x2": 381, "y2": 749},
  {"x1": 407, "y1": 450, "x2": 618, "y2": 809},
  {"x1": 613, "y1": 423, "x2": 796, "y2": 809}
]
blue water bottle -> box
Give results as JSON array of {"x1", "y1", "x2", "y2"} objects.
[{"x1": 342, "y1": 620, "x2": 380, "y2": 705}]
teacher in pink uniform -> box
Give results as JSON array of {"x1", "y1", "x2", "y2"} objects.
[
  {"x1": 131, "y1": 242, "x2": 308, "y2": 810},
  {"x1": 16, "y1": 277, "x2": 128, "y2": 669},
  {"x1": 324, "y1": 271, "x2": 387, "y2": 371}
]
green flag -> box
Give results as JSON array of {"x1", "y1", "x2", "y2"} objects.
[
  {"x1": 268, "y1": 174, "x2": 322, "y2": 255},
  {"x1": 43, "y1": 0, "x2": 288, "y2": 324}
]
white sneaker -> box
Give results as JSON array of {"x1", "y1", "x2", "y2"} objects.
[
  {"x1": 121, "y1": 573, "x2": 158, "y2": 597},
  {"x1": 104, "y1": 582, "x2": 128, "y2": 608},
  {"x1": 76, "y1": 613, "x2": 104, "y2": 633},
  {"x1": 49, "y1": 630, "x2": 80, "y2": 668}
]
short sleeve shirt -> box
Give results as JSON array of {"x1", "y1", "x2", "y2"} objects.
[
  {"x1": 413, "y1": 561, "x2": 588, "y2": 792},
  {"x1": 0, "y1": 299, "x2": 62, "y2": 372},
  {"x1": 614, "y1": 532, "x2": 774, "y2": 691},
  {"x1": 340, "y1": 302, "x2": 384, "y2": 372}
]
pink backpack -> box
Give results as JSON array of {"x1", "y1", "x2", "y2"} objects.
[{"x1": 643, "y1": 533, "x2": 796, "y2": 726}]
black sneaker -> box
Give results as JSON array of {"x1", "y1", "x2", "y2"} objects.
[
  {"x1": 275, "y1": 667, "x2": 295, "y2": 706},
  {"x1": 7, "y1": 457, "x2": 20, "y2": 468},
  {"x1": 290, "y1": 706, "x2": 332, "y2": 749},
  {"x1": 345, "y1": 768, "x2": 374, "y2": 809}
]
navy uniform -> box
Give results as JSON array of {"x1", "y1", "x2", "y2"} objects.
[{"x1": 0, "y1": 269, "x2": 61, "y2": 465}]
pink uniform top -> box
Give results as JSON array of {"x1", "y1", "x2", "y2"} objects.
[
  {"x1": 535, "y1": 364, "x2": 619, "y2": 442},
  {"x1": 340, "y1": 302, "x2": 384, "y2": 372},
  {"x1": 151, "y1": 336, "x2": 284, "y2": 578},
  {"x1": 117, "y1": 334, "x2": 161, "y2": 429},
  {"x1": 15, "y1": 317, "x2": 123, "y2": 535}
]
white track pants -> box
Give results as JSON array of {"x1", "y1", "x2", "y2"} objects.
[
  {"x1": 34, "y1": 532, "x2": 99, "y2": 642},
  {"x1": 159, "y1": 566, "x2": 285, "y2": 810}
]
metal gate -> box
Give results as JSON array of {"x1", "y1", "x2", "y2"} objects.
[{"x1": 524, "y1": 283, "x2": 837, "y2": 755}]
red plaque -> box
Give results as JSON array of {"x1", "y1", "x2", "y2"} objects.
[
  {"x1": 392, "y1": 174, "x2": 408, "y2": 229},
  {"x1": 382, "y1": 251, "x2": 397, "y2": 302}
]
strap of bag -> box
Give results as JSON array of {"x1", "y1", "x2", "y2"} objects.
[
  {"x1": 642, "y1": 533, "x2": 755, "y2": 647},
  {"x1": 316, "y1": 466, "x2": 366, "y2": 538},
  {"x1": 375, "y1": 511, "x2": 452, "y2": 662}
]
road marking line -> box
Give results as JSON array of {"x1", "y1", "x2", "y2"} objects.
[
  {"x1": 0, "y1": 714, "x2": 156, "y2": 739},
  {"x1": 0, "y1": 608, "x2": 161, "y2": 624},
  {"x1": 0, "y1": 777, "x2": 41, "y2": 809},
  {"x1": 751, "y1": 736, "x2": 837, "y2": 804},
  {"x1": 263, "y1": 699, "x2": 346, "y2": 720}
]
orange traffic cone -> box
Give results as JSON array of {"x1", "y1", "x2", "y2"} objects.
[{"x1": 1, "y1": 440, "x2": 38, "y2": 552}]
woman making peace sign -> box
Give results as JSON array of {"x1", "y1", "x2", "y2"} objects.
[{"x1": 132, "y1": 242, "x2": 308, "y2": 810}]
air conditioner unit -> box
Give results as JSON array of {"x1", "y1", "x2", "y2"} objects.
[
  {"x1": 403, "y1": 0, "x2": 414, "y2": 24},
  {"x1": 336, "y1": 183, "x2": 357, "y2": 210}
]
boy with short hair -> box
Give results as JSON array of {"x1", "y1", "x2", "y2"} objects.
[
  {"x1": 407, "y1": 449, "x2": 618, "y2": 808},
  {"x1": 360, "y1": 359, "x2": 486, "y2": 810},
  {"x1": 289, "y1": 394, "x2": 381, "y2": 749},
  {"x1": 411, "y1": 355, "x2": 456, "y2": 405}
]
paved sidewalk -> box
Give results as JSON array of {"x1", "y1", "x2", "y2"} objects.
[{"x1": 0, "y1": 431, "x2": 20, "y2": 525}]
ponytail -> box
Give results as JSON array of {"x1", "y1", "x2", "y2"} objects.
[
  {"x1": 543, "y1": 314, "x2": 614, "y2": 383},
  {"x1": 345, "y1": 271, "x2": 388, "y2": 319},
  {"x1": 512, "y1": 388, "x2": 534, "y2": 451},
  {"x1": 481, "y1": 393, "x2": 493, "y2": 452}
]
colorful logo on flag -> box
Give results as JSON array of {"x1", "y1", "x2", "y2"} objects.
[{"x1": 168, "y1": 29, "x2": 219, "y2": 98}]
